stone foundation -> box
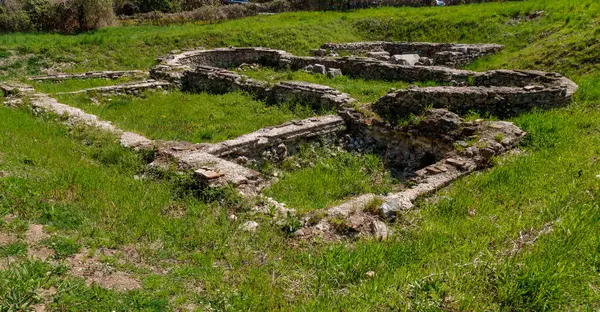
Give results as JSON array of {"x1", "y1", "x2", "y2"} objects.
[
  {"x1": 373, "y1": 85, "x2": 570, "y2": 120},
  {"x1": 29, "y1": 70, "x2": 147, "y2": 81},
  {"x1": 319, "y1": 41, "x2": 504, "y2": 67},
  {"x1": 58, "y1": 80, "x2": 173, "y2": 96},
  {"x1": 2, "y1": 41, "x2": 579, "y2": 238}
]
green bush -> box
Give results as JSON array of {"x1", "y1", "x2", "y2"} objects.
[{"x1": 0, "y1": 0, "x2": 115, "y2": 33}]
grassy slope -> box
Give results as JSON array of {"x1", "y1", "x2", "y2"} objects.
[{"x1": 2, "y1": 0, "x2": 600, "y2": 310}]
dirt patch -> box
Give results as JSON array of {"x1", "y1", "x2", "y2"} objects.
[
  {"x1": 68, "y1": 248, "x2": 142, "y2": 291},
  {"x1": 0, "y1": 232, "x2": 17, "y2": 246},
  {"x1": 503, "y1": 222, "x2": 554, "y2": 256},
  {"x1": 24, "y1": 224, "x2": 56, "y2": 261},
  {"x1": 28, "y1": 246, "x2": 55, "y2": 261},
  {"x1": 26, "y1": 224, "x2": 50, "y2": 244},
  {"x1": 32, "y1": 286, "x2": 57, "y2": 312}
]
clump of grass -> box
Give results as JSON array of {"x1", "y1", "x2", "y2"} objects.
[
  {"x1": 363, "y1": 197, "x2": 384, "y2": 215},
  {"x1": 0, "y1": 242, "x2": 28, "y2": 258},
  {"x1": 495, "y1": 133, "x2": 505, "y2": 143},
  {"x1": 41, "y1": 236, "x2": 81, "y2": 259}
]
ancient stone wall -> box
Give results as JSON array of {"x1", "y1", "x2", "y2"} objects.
[
  {"x1": 149, "y1": 45, "x2": 577, "y2": 175},
  {"x1": 29, "y1": 70, "x2": 147, "y2": 81},
  {"x1": 373, "y1": 85, "x2": 570, "y2": 120},
  {"x1": 181, "y1": 66, "x2": 355, "y2": 112},
  {"x1": 320, "y1": 41, "x2": 504, "y2": 67}
]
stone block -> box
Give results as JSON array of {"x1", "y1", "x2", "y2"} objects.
[{"x1": 390, "y1": 54, "x2": 421, "y2": 66}]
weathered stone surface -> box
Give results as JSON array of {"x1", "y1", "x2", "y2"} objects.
[
  {"x1": 206, "y1": 115, "x2": 346, "y2": 160},
  {"x1": 310, "y1": 49, "x2": 327, "y2": 57},
  {"x1": 419, "y1": 57, "x2": 433, "y2": 66},
  {"x1": 321, "y1": 41, "x2": 504, "y2": 67},
  {"x1": 152, "y1": 147, "x2": 263, "y2": 194},
  {"x1": 240, "y1": 221, "x2": 259, "y2": 232},
  {"x1": 373, "y1": 85, "x2": 571, "y2": 120},
  {"x1": 29, "y1": 70, "x2": 147, "y2": 82},
  {"x1": 327, "y1": 68, "x2": 343, "y2": 78},
  {"x1": 390, "y1": 54, "x2": 421, "y2": 66},
  {"x1": 366, "y1": 51, "x2": 390, "y2": 61},
  {"x1": 312, "y1": 64, "x2": 327, "y2": 75},
  {"x1": 58, "y1": 80, "x2": 173, "y2": 96}
]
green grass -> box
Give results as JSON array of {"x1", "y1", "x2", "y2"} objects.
[
  {"x1": 2, "y1": 0, "x2": 600, "y2": 310},
  {"x1": 55, "y1": 91, "x2": 319, "y2": 143},
  {"x1": 0, "y1": 1, "x2": 596, "y2": 78},
  {"x1": 30, "y1": 77, "x2": 143, "y2": 94},
  {"x1": 264, "y1": 145, "x2": 396, "y2": 211}
]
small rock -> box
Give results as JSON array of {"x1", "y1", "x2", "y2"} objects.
[
  {"x1": 240, "y1": 221, "x2": 259, "y2": 233},
  {"x1": 366, "y1": 51, "x2": 390, "y2": 61},
  {"x1": 326, "y1": 68, "x2": 342, "y2": 78},
  {"x1": 303, "y1": 65, "x2": 314, "y2": 72},
  {"x1": 312, "y1": 64, "x2": 327, "y2": 75},
  {"x1": 311, "y1": 49, "x2": 327, "y2": 57},
  {"x1": 390, "y1": 54, "x2": 421, "y2": 66},
  {"x1": 419, "y1": 57, "x2": 433, "y2": 66},
  {"x1": 371, "y1": 220, "x2": 389, "y2": 240},
  {"x1": 379, "y1": 196, "x2": 413, "y2": 221},
  {"x1": 0, "y1": 171, "x2": 8, "y2": 178},
  {"x1": 229, "y1": 214, "x2": 237, "y2": 221},
  {"x1": 365, "y1": 271, "x2": 375, "y2": 278}
]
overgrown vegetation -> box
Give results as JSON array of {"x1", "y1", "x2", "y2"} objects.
[
  {"x1": 1, "y1": 0, "x2": 600, "y2": 310},
  {"x1": 264, "y1": 143, "x2": 396, "y2": 211},
  {"x1": 0, "y1": 0, "x2": 115, "y2": 33}
]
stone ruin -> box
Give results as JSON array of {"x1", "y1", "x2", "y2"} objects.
[{"x1": 2, "y1": 41, "x2": 578, "y2": 241}]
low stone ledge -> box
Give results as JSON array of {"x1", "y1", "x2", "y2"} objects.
[
  {"x1": 294, "y1": 116, "x2": 525, "y2": 241},
  {"x1": 373, "y1": 85, "x2": 570, "y2": 120},
  {"x1": 29, "y1": 70, "x2": 147, "y2": 81},
  {"x1": 206, "y1": 115, "x2": 346, "y2": 159},
  {"x1": 379, "y1": 119, "x2": 526, "y2": 220},
  {"x1": 57, "y1": 80, "x2": 173, "y2": 96},
  {"x1": 181, "y1": 66, "x2": 355, "y2": 111},
  {"x1": 320, "y1": 41, "x2": 504, "y2": 67},
  {"x1": 152, "y1": 148, "x2": 264, "y2": 195},
  {"x1": 268, "y1": 81, "x2": 355, "y2": 111}
]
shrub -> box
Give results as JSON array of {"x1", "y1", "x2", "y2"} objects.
[{"x1": 0, "y1": 0, "x2": 115, "y2": 33}]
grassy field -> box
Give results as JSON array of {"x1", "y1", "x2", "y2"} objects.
[
  {"x1": 54, "y1": 91, "x2": 319, "y2": 143},
  {"x1": 2, "y1": 0, "x2": 600, "y2": 310}
]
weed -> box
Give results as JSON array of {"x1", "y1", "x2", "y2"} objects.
[
  {"x1": 495, "y1": 133, "x2": 505, "y2": 143},
  {"x1": 0, "y1": 242, "x2": 28, "y2": 258},
  {"x1": 42, "y1": 236, "x2": 81, "y2": 259},
  {"x1": 281, "y1": 211, "x2": 302, "y2": 235},
  {"x1": 363, "y1": 197, "x2": 384, "y2": 215}
]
